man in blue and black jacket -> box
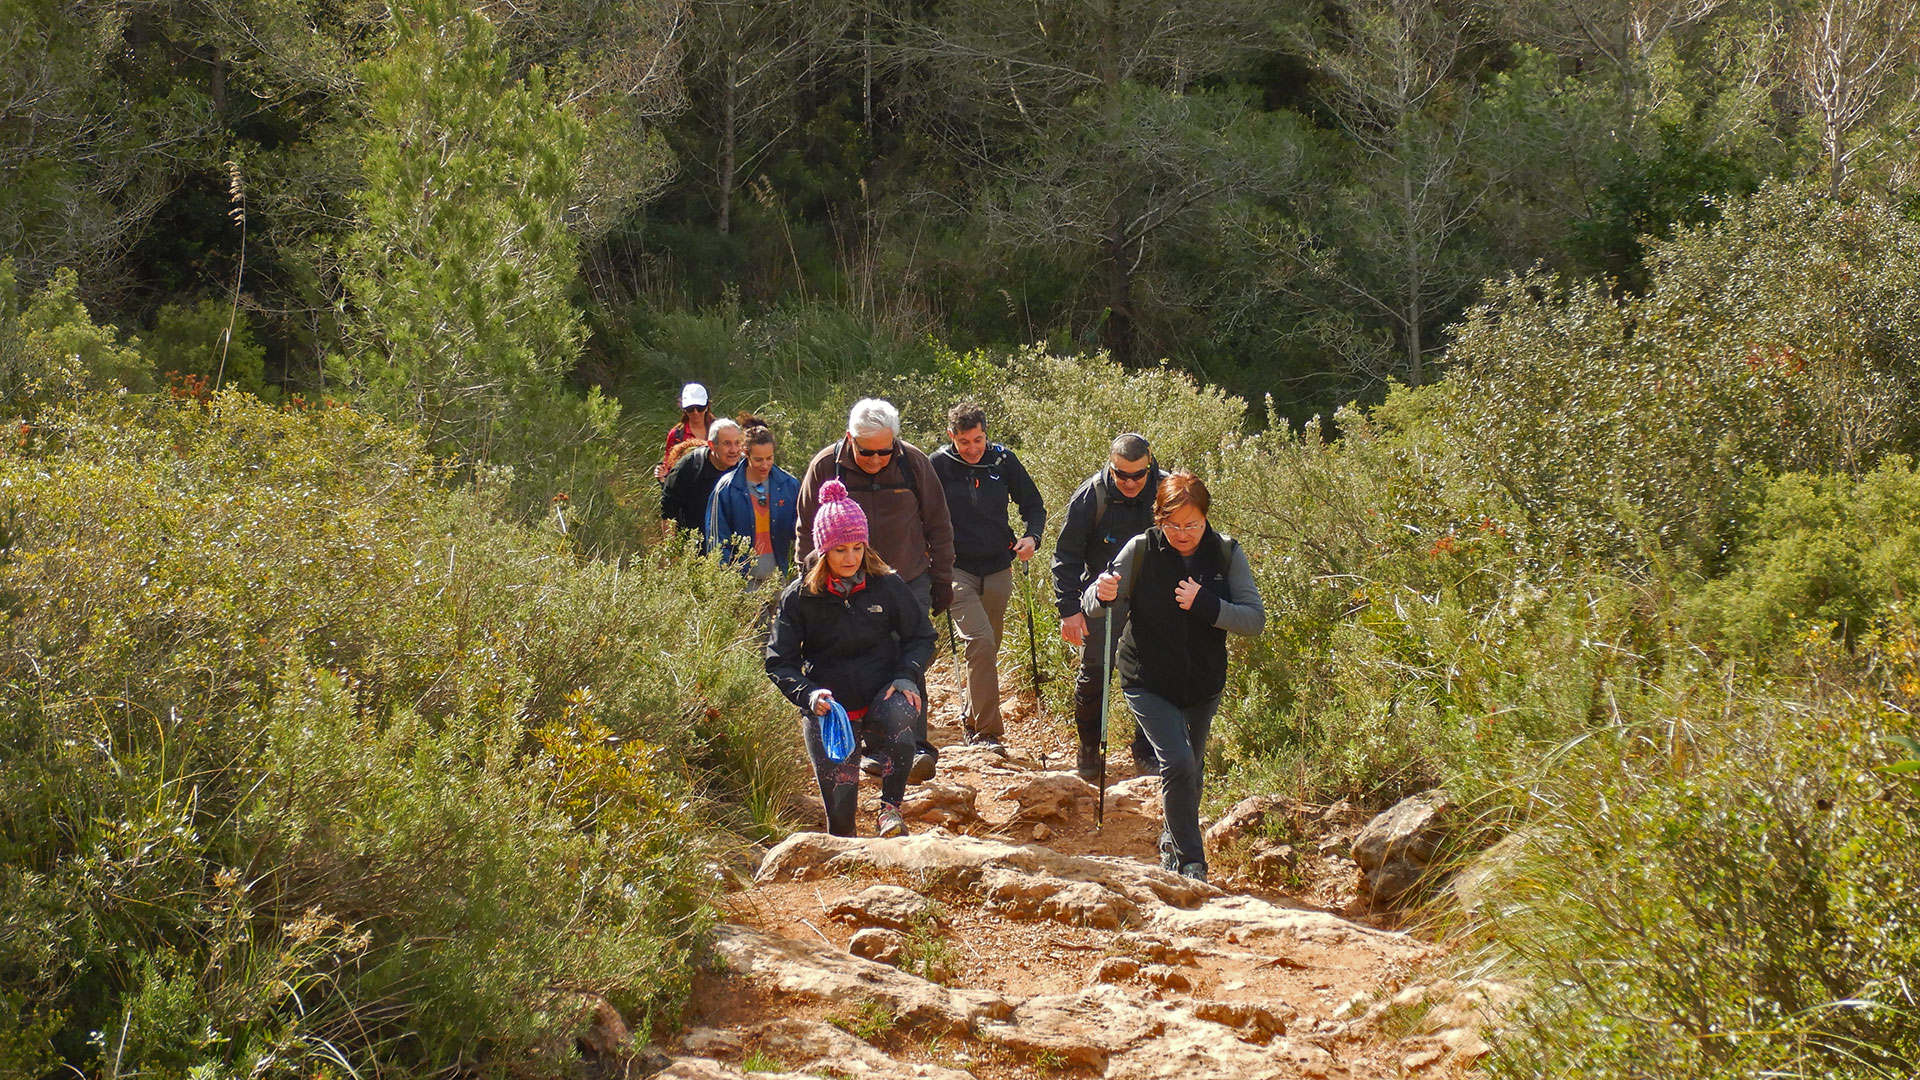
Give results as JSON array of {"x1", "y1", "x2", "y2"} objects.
[
  {"x1": 930, "y1": 402, "x2": 1046, "y2": 751},
  {"x1": 1051, "y1": 432, "x2": 1165, "y2": 781}
]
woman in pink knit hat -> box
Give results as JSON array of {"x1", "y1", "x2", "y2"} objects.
[{"x1": 765, "y1": 479, "x2": 937, "y2": 837}]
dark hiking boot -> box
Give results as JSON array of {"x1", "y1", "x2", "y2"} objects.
[
  {"x1": 908, "y1": 751, "x2": 937, "y2": 784},
  {"x1": 1075, "y1": 744, "x2": 1103, "y2": 784},
  {"x1": 1159, "y1": 829, "x2": 1180, "y2": 872},
  {"x1": 964, "y1": 728, "x2": 1007, "y2": 755},
  {"x1": 1179, "y1": 861, "x2": 1208, "y2": 882}
]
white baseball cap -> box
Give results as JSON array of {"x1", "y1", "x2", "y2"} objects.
[{"x1": 679, "y1": 382, "x2": 709, "y2": 409}]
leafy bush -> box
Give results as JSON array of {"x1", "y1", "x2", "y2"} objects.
[
  {"x1": 146, "y1": 298, "x2": 270, "y2": 399},
  {"x1": 1691, "y1": 460, "x2": 1920, "y2": 653},
  {"x1": 0, "y1": 260, "x2": 151, "y2": 412},
  {"x1": 1473, "y1": 626, "x2": 1920, "y2": 1079},
  {"x1": 0, "y1": 391, "x2": 800, "y2": 1079},
  {"x1": 1441, "y1": 184, "x2": 1920, "y2": 570}
]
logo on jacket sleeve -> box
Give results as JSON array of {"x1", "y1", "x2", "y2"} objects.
[{"x1": 867, "y1": 604, "x2": 885, "y2": 613}]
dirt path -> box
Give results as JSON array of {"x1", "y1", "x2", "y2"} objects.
[{"x1": 652, "y1": 660, "x2": 1504, "y2": 1079}]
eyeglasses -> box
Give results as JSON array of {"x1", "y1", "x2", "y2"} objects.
[
  {"x1": 1162, "y1": 520, "x2": 1206, "y2": 535},
  {"x1": 1111, "y1": 464, "x2": 1150, "y2": 482},
  {"x1": 855, "y1": 444, "x2": 896, "y2": 458}
]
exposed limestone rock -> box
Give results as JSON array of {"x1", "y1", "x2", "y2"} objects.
[
  {"x1": 1249, "y1": 839, "x2": 1298, "y2": 874},
  {"x1": 1149, "y1": 894, "x2": 1422, "y2": 956},
  {"x1": 1205, "y1": 794, "x2": 1306, "y2": 847},
  {"x1": 1031, "y1": 822, "x2": 1051, "y2": 841},
  {"x1": 711, "y1": 925, "x2": 1011, "y2": 1033},
  {"x1": 979, "y1": 867, "x2": 1138, "y2": 929},
  {"x1": 938, "y1": 744, "x2": 1040, "y2": 773},
  {"x1": 1187, "y1": 999, "x2": 1294, "y2": 1042},
  {"x1": 973, "y1": 985, "x2": 1165, "y2": 1069},
  {"x1": 1103, "y1": 774, "x2": 1163, "y2": 818},
  {"x1": 756, "y1": 832, "x2": 1217, "y2": 909},
  {"x1": 654, "y1": 1060, "x2": 808, "y2": 1080},
  {"x1": 1352, "y1": 789, "x2": 1453, "y2": 909},
  {"x1": 849, "y1": 927, "x2": 906, "y2": 964},
  {"x1": 974, "y1": 985, "x2": 1332, "y2": 1080},
  {"x1": 1141, "y1": 964, "x2": 1190, "y2": 991},
  {"x1": 997, "y1": 772, "x2": 1096, "y2": 820},
  {"x1": 901, "y1": 782, "x2": 979, "y2": 828},
  {"x1": 745, "y1": 1018, "x2": 975, "y2": 1079},
  {"x1": 674, "y1": 1027, "x2": 745, "y2": 1057},
  {"x1": 1114, "y1": 932, "x2": 1203, "y2": 964},
  {"x1": 1346, "y1": 978, "x2": 1517, "y2": 1039},
  {"x1": 1091, "y1": 956, "x2": 1141, "y2": 983},
  {"x1": 1108, "y1": 1033, "x2": 1333, "y2": 1080},
  {"x1": 829, "y1": 885, "x2": 943, "y2": 931}
]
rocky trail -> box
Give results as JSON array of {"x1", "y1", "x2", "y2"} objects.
[{"x1": 649, "y1": 659, "x2": 1508, "y2": 1080}]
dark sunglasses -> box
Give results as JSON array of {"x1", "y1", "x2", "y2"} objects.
[
  {"x1": 856, "y1": 444, "x2": 897, "y2": 458},
  {"x1": 1111, "y1": 464, "x2": 1150, "y2": 481}
]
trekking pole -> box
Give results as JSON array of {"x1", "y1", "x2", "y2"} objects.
[
  {"x1": 1020, "y1": 559, "x2": 1043, "y2": 697},
  {"x1": 1097, "y1": 606, "x2": 1113, "y2": 830}
]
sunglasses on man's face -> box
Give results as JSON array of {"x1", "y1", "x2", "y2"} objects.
[
  {"x1": 856, "y1": 444, "x2": 896, "y2": 458},
  {"x1": 1111, "y1": 464, "x2": 1150, "y2": 482}
]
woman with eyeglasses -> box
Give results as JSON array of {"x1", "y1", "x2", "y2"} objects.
[
  {"x1": 1087, "y1": 471, "x2": 1264, "y2": 882},
  {"x1": 656, "y1": 382, "x2": 714, "y2": 481}
]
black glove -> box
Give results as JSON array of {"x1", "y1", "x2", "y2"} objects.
[{"x1": 930, "y1": 579, "x2": 954, "y2": 617}]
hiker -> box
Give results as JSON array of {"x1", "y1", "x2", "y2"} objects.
[
  {"x1": 656, "y1": 383, "x2": 714, "y2": 480},
  {"x1": 661, "y1": 418, "x2": 744, "y2": 540},
  {"x1": 1052, "y1": 432, "x2": 1167, "y2": 782},
  {"x1": 766, "y1": 479, "x2": 936, "y2": 838},
  {"x1": 930, "y1": 402, "x2": 1046, "y2": 751},
  {"x1": 1087, "y1": 472, "x2": 1264, "y2": 882},
  {"x1": 796, "y1": 398, "x2": 954, "y2": 782},
  {"x1": 706, "y1": 422, "x2": 799, "y2": 582}
]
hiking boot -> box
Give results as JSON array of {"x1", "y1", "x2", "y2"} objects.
[
  {"x1": 1075, "y1": 745, "x2": 1103, "y2": 784},
  {"x1": 1178, "y1": 861, "x2": 1208, "y2": 882},
  {"x1": 1159, "y1": 830, "x2": 1180, "y2": 872},
  {"x1": 964, "y1": 729, "x2": 1007, "y2": 755},
  {"x1": 908, "y1": 751, "x2": 937, "y2": 784},
  {"x1": 860, "y1": 755, "x2": 884, "y2": 777},
  {"x1": 1131, "y1": 737, "x2": 1160, "y2": 777},
  {"x1": 876, "y1": 807, "x2": 908, "y2": 838}
]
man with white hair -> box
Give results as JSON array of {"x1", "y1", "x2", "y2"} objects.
[
  {"x1": 796, "y1": 398, "x2": 955, "y2": 782},
  {"x1": 662, "y1": 418, "x2": 745, "y2": 544}
]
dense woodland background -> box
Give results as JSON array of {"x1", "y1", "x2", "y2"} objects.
[{"x1": 6, "y1": 1, "x2": 1920, "y2": 1079}]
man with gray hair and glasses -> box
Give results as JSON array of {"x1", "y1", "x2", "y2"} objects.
[
  {"x1": 1052, "y1": 432, "x2": 1166, "y2": 782},
  {"x1": 796, "y1": 398, "x2": 955, "y2": 782}
]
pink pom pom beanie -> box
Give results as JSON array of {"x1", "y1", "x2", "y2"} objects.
[{"x1": 812, "y1": 478, "x2": 869, "y2": 553}]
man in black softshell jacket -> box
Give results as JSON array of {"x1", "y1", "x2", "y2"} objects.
[
  {"x1": 1050, "y1": 432, "x2": 1165, "y2": 781},
  {"x1": 930, "y1": 402, "x2": 1046, "y2": 750}
]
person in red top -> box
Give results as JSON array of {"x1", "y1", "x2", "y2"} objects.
[{"x1": 656, "y1": 383, "x2": 713, "y2": 481}]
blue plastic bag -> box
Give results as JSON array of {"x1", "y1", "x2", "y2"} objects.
[{"x1": 820, "y1": 698, "x2": 856, "y2": 764}]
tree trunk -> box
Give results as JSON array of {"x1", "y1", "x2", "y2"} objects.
[
  {"x1": 1103, "y1": 221, "x2": 1136, "y2": 366},
  {"x1": 718, "y1": 60, "x2": 737, "y2": 235}
]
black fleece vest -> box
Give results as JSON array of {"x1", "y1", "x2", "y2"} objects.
[{"x1": 1117, "y1": 527, "x2": 1233, "y2": 707}]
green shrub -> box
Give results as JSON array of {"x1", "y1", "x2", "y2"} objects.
[
  {"x1": 146, "y1": 299, "x2": 270, "y2": 399},
  {"x1": 0, "y1": 391, "x2": 800, "y2": 1079},
  {"x1": 0, "y1": 260, "x2": 151, "y2": 413},
  {"x1": 1441, "y1": 184, "x2": 1920, "y2": 571},
  {"x1": 1473, "y1": 627, "x2": 1920, "y2": 1079},
  {"x1": 1691, "y1": 459, "x2": 1920, "y2": 654}
]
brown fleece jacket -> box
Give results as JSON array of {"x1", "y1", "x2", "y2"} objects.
[{"x1": 795, "y1": 437, "x2": 954, "y2": 586}]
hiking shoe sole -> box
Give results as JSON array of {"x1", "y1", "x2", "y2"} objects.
[{"x1": 908, "y1": 752, "x2": 937, "y2": 784}]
